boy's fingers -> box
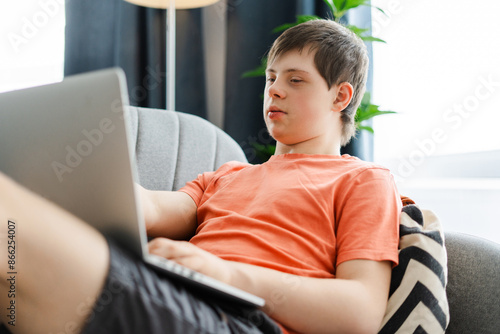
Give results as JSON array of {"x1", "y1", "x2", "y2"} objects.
[
  {"x1": 148, "y1": 238, "x2": 195, "y2": 259},
  {"x1": 147, "y1": 237, "x2": 231, "y2": 283}
]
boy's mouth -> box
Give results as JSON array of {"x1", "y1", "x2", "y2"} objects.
[
  {"x1": 267, "y1": 106, "x2": 286, "y2": 120},
  {"x1": 268, "y1": 106, "x2": 286, "y2": 114}
]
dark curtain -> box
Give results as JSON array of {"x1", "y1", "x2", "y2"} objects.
[
  {"x1": 64, "y1": 0, "x2": 373, "y2": 162},
  {"x1": 64, "y1": 0, "x2": 207, "y2": 118},
  {"x1": 223, "y1": 0, "x2": 300, "y2": 162}
]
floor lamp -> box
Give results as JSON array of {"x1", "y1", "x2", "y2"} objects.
[{"x1": 123, "y1": 0, "x2": 221, "y2": 111}]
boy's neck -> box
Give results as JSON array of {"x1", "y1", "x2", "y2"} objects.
[{"x1": 274, "y1": 141, "x2": 341, "y2": 156}]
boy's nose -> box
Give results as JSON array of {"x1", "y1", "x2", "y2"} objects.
[{"x1": 268, "y1": 83, "x2": 286, "y2": 99}]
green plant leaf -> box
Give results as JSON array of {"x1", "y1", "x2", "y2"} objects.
[
  {"x1": 344, "y1": 0, "x2": 370, "y2": 11},
  {"x1": 272, "y1": 23, "x2": 297, "y2": 34},
  {"x1": 355, "y1": 92, "x2": 396, "y2": 126},
  {"x1": 251, "y1": 142, "x2": 276, "y2": 161},
  {"x1": 332, "y1": 0, "x2": 370, "y2": 18},
  {"x1": 361, "y1": 91, "x2": 372, "y2": 105},
  {"x1": 360, "y1": 36, "x2": 386, "y2": 43},
  {"x1": 297, "y1": 14, "x2": 322, "y2": 23},
  {"x1": 331, "y1": 0, "x2": 344, "y2": 18},
  {"x1": 358, "y1": 109, "x2": 397, "y2": 123},
  {"x1": 356, "y1": 104, "x2": 396, "y2": 123},
  {"x1": 241, "y1": 57, "x2": 267, "y2": 78},
  {"x1": 357, "y1": 125, "x2": 374, "y2": 134},
  {"x1": 370, "y1": 5, "x2": 388, "y2": 17},
  {"x1": 332, "y1": 0, "x2": 344, "y2": 11},
  {"x1": 346, "y1": 25, "x2": 365, "y2": 34},
  {"x1": 346, "y1": 25, "x2": 369, "y2": 35},
  {"x1": 322, "y1": 0, "x2": 336, "y2": 15},
  {"x1": 323, "y1": 0, "x2": 337, "y2": 12},
  {"x1": 346, "y1": 25, "x2": 386, "y2": 44},
  {"x1": 272, "y1": 15, "x2": 320, "y2": 33}
]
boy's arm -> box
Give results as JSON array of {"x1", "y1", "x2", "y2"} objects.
[
  {"x1": 148, "y1": 238, "x2": 391, "y2": 334},
  {"x1": 138, "y1": 185, "x2": 197, "y2": 240},
  {"x1": 231, "y1": 258, "x2": 391, "y2": 334}
]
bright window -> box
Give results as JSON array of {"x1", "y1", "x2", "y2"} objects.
[
  {"x1": 371, "y1": 0, "x2": 500, "y2": 243},
  {"x1": 0, "y1": 0, "x2": 65, "y2": 93}
]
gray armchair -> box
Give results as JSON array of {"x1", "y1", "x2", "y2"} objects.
[
  {"x1": 445, "y1": 232, "x2": 500, "y2": 333},
  {"x1": 125, "y1": 106, "x2": 247, "y2": 191},
  {"x1": 127, "y1": 106, "x2": 500, "y2": 334}
]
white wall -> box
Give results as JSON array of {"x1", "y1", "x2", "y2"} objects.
[
  {"x1": 0, "y1": 1, "x2": 65, "y2": 93},
  {"x1": 371, "y1": 0, "x2": 500, "y2": 244},
  {"x1": 380, "y1": 151, "x2": 500, "y2": 244}
]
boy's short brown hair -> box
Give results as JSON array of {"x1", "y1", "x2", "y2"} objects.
[{"x1": 267, "y1": 19, "x2": 369, "y2": 146}]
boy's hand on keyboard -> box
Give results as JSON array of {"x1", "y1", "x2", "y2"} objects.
[{"x1": 148, "y1": 237, "x2": 233, "y2": 285}]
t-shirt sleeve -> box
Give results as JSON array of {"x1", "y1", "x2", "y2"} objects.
[
  {"x1": 178, "y1": 171, "x2": 215, "y2": 205},
  {"x1": 178, "y1": 161, "x2": 248, "y2": 205},
  {"x1": 335, "y1": 167, "x2": 401, "y2": 268}
]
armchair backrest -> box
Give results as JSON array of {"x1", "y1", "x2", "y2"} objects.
[
  {"x1": 125, "y1": 107, "x2": 247, "y2": 191},
  {"x1": 445, "y1": 231, "x2": 500, "y2": 333}
]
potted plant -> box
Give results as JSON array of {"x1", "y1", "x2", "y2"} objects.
[{"x1": 242, "y1": 0, "x2": 395, "y2": 161}]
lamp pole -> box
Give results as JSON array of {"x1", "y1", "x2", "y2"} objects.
[
  {"x1": 167, "y1": 0, "x2": 175, "y2": 111},
  {"x1": 123, "y1": 0, "x2": 221, "y2": 111}
]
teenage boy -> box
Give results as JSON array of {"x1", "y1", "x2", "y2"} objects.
[{"x1": 0, "y1": 19, "x2": 400, "y2": 334}]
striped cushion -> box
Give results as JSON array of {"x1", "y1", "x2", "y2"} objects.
[{"x1": 378, "y1": 205, "x2": 450, "y2": 333}]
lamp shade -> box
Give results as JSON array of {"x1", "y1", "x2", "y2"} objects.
[{"x1": 123, "y1": 0, "x2": 220, "y2": 9}]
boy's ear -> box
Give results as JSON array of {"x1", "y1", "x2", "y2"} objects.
[{"x1": 332, "y1": 82, "x2": 354, "y2": 112}]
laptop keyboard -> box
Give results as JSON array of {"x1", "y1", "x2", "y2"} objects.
[
  {"x1": 144, "y1": 252, "x2": 266, "y2": 308},
  {"x1": 146, "y1": 253, "x2": 204, "y2": 281}
]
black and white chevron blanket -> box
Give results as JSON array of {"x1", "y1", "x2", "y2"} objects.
[{"x1": 378, "y1": 204, "x2": 450, "y2": 334}]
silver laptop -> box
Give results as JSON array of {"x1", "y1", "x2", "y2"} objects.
[{"x1": 0, "y1": 68, "x2": 264, "y2": 308}]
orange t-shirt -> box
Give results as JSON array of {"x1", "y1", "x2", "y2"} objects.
[{"x1": 180, "y1": 154, "x2": 401, "y2": 279}]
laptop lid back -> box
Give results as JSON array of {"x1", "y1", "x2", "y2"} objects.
[{"x1": 0, "y1": 68, "x2": 146, "y2": 256}]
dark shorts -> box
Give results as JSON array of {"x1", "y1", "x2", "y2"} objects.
[{"x1": 81, "y1": 239, "x2": 283, "y2": 334}]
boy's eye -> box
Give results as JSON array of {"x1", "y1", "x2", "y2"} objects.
[
  {"x1": 266, "y1": 77, "x2": 276, "y2": 83},
  {"x1": 290, "y1": 78, "x2": 303, "y2": 83}
]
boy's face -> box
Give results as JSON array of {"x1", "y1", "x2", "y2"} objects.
[{"x1": 263, "y1": 48, "x2": 342, "y2": 153}]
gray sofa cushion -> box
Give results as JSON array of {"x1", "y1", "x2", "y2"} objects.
[
  {"x1": 125, "y1": 106, "x2": 247, "y2": 191},
  {"x1": 445, "y1": 232, "x2": 500, "y2": 333}
]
